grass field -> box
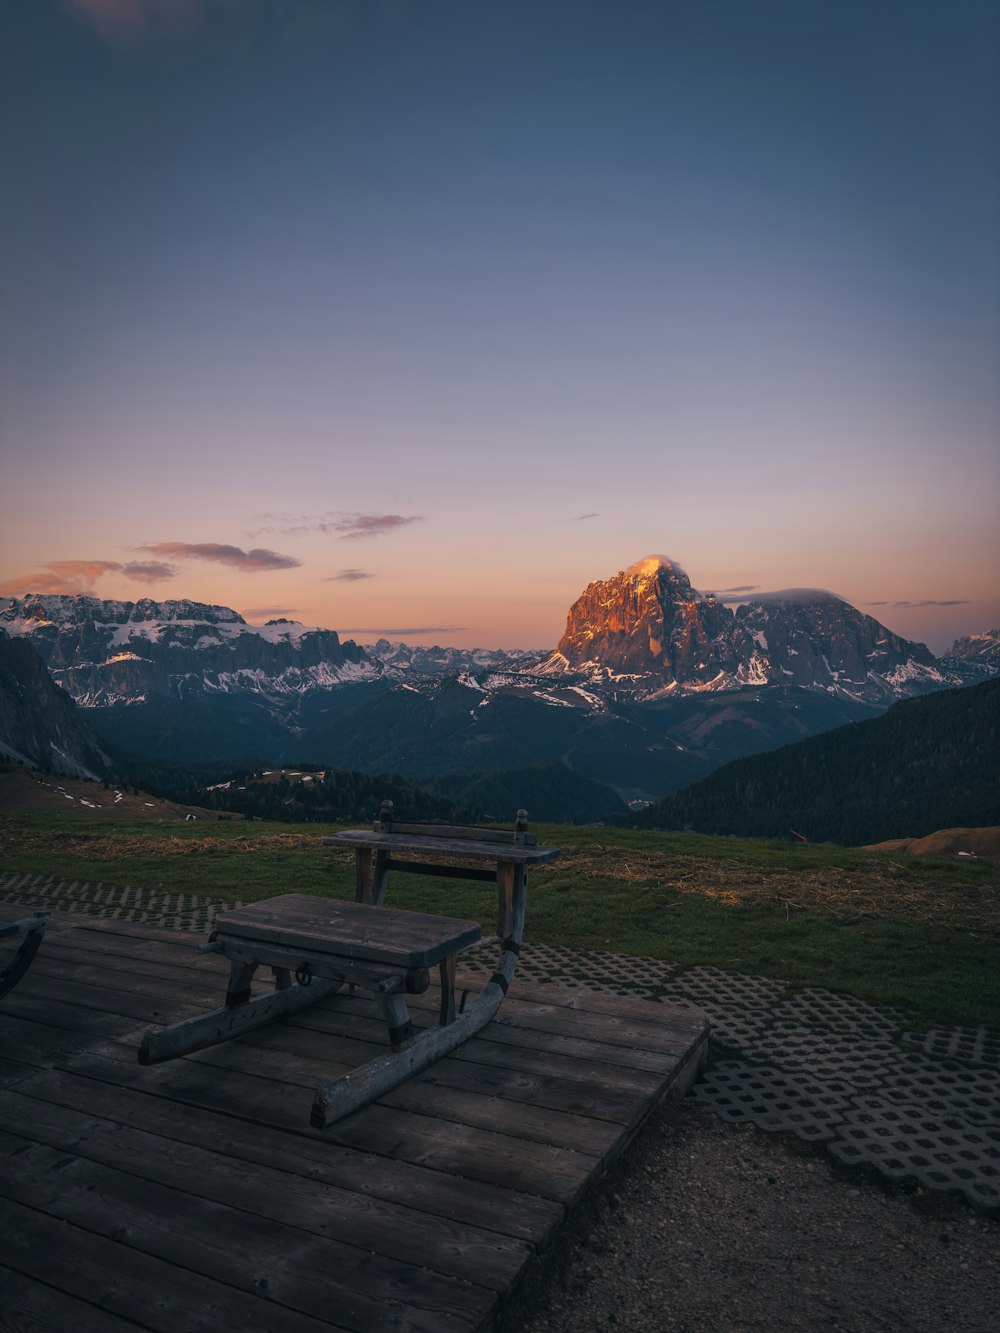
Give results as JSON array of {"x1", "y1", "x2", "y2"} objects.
[{"x1": 3, "y1": 770, "x2": 998, "y2": 1029}]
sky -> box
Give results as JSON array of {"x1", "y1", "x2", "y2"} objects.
[{"x1": 1, "y1": 0, "x2": 997, "y2": 654}]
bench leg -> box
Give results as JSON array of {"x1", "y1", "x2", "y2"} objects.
[{"x1": 225, "y1": 959, "x2": 258, "y2": 1007}]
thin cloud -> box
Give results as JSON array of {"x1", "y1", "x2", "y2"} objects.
[
  {"x1": 242, "y1": 607, "x2": 299, "y2": 620},
  {"x1": 37, "y1": 560, "x2": 122, "y2": 586},
  {"x1": 247, "y1": 512, "x2": 422, "y2": 540},
  {"x1": 121, "y1": 560, "x2": 177, "y2": 583},
  {"x1": 573, "y1": 513, "x2": 598, "y2": 521},
  {"x1": 139, "y1": 542, "x2": 301, "y2": 572},
  {"x1": 718, "y1": 585, "x2": 759, "y2": 594},
  {"x1": 889, "y1": 599, "x2": 971, "y2": 609},
  {"x1": 341, "y1": 626, "x2": 466, "y2": 637},
  {"x1": 335, "y1": 514, "x2": 423, "y2": 541},
  {"x1": 327, "y1": 569, "x2": 373, "y2": 582},
  {"x1": 65, "y1": 0, "x2": 199, "y2": 44},
  {"x1": 0, "y1": 558, "x2": 174, "y2": 596}
]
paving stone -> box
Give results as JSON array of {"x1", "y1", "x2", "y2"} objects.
[
  {"x1": 0, "y1": 872, "x2": 225, "y2": 935},
  {"x1": 745, "y1": 1025, "x2": 901, "y2": 1083},
  {"x1": 692, "y1": 1059, "x2": 853, "y2": 1142},
  {"x1": 771, "y1": 987, "x2": 903, "y2": 1036},
  {"x1": 666, "y1": 965, "x2": 785, "y2": 1009},
  {"x1": 829, "y1": 1096, "x2": 1000, "y2": 1211},
  {"x1": 876, "y1": 1053, "x2": 1000, "y2": 1125},
  {"x1": 645, "y1": 994, "x2": 772, "y2": 1052},
  {"x1": 903, "y1": 1025, "x2": 1000, "y2": 1068}
]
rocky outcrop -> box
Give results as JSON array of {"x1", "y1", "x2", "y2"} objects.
[
  {"x1": 554, "y1": 557, "x2": 743, "y2": 685},
  {"x1": 544, "y1": 556, "x2": 955, "y2": 704},
  {"x1": 947, "y1": 630, "x2": 1000, "y2": 668}
]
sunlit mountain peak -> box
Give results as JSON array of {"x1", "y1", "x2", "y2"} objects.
[{"x1": 625, "y1": 554, "x2": 685, "y2": 579}]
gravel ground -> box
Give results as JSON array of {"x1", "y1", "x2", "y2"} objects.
[{"x1": 499, "y1": 1099, "x2": 1000, "y2": 1333}]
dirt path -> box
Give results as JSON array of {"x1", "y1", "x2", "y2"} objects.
[{"x1": 500, "y1": 1100, "x2": 1000, "y2": 1333}]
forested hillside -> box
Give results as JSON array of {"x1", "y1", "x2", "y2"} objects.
[
  {"x1": 171, "y1": 767, "x2": 473, "y2": 825},
  {"x1": 637, "y1": 679, "x2": 1000, "y2": 845},
  {"x1": 431, "y1": 761, "x2": 627, "y2": 824}
]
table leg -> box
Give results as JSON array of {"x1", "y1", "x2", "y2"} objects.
[
  {"x1": 354, "y1": 848, "x2": 372, "y2": 903},
  {"x1": 371, "y1": 850, "x2": 390, "y2": 906},
  {"x1": 355, "y1": 847, "x2": 391, "y2": 904},
  {"x1": 438, "y1": 953, "x2": 456, "y2": 1026}
]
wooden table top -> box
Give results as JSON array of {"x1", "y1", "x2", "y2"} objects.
[
  {"x1": 324, "y1": 830, "x2": 561, "y2": 865},
  {"x1": 215, "y1": 894, "x2": 482, "y2": 968}
]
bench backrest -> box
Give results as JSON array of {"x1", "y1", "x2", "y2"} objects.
[{"x1": 373, "y1": 801, "x2": 537, "y2": 847}]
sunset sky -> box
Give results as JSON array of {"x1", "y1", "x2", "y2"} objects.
[{"x1": 1, "y1": 0, "x2": 997, "y2": 654}]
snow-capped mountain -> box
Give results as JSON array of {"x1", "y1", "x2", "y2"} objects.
[
  {"x1": 945, "y1": 629, "x2": 1000, "y2": 674},
  {"x1": 538, "y1": 556, "x2": 958, "y2": 704},
  {"x1": 373, "y1": 639, "x2": 541, "y2": 679},
  {"x1": 0, "y1": 566, "x2": 981, "y2": 806},
  {"x1": 0, "y1": 596, "x2": 380, "y2": 706}
]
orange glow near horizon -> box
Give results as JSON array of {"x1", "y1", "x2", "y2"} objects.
[{"x1": 1, "y1": 3, "x2": 997, "y2": 658}]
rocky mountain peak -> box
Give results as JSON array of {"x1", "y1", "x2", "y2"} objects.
[
  {"x1": 624, "y1": 554, "x2": 689, "y2": 582},
  {"x1": 948, "y1": 629, "x2": 1000, "y2": 665},
  {"x1": 555, "y1": 558, "x2": 732, "y2": 685},
  {"x1": 548, "y1": 556, "x2": 957, "y2": 703}
]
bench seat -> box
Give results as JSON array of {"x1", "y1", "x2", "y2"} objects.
[{"x1": 216, "y1": 894, "x2": 482, "y2": 970}]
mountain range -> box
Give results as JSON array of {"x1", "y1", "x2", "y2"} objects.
[
  {"x1": 1, "y1": 560, "x2": 995, "y2": 818},
  {"x1": 0, "y1": 597, "x2": 378, "y2": 706}
]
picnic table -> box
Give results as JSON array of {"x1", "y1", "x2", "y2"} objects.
[{"x1": 139, "y1": 805, "x2": 559, "y2": 1127}]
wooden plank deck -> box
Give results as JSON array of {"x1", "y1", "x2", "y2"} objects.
[{"x1": 0, "y1": 908, "x2": 709, "y2": 1332}]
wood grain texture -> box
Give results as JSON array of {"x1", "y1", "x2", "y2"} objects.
[
  {"x1": 0, "y1": 908, "x2": 708, "y2": 1332},
  {"x1": 216, "y1": 894, "x2": 482, "y2": 968}
]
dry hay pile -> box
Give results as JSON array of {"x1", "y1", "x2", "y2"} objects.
[
  {"x1": 863, "y1": 826, "x2": 1000, "y2": 860},
  {"x1": 544, "y1": 848, "x2": 1000, "y2": 935},
  {"x1": 6, "y1": 831, "x2": 313, "y2": 859}
]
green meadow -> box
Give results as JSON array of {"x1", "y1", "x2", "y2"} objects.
[{"x1": 3, "y1": 804, "x2": 998, "y2": 1030}]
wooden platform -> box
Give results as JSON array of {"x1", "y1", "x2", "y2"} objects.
[{"x1": 0, "y1": 909, "x2": 709, "y2": 1332}]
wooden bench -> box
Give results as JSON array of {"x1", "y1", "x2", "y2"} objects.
[
  {"x1": 0, "y1": 912, "x2": 49, "y2": 1001},
  {"x1": 139, "y1": 804, "x2": 559, "y2": 1128}
]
